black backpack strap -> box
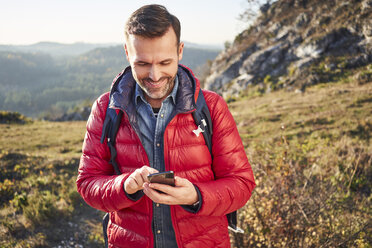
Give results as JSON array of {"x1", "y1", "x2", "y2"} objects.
[
  {"x1": 102, "y1": 213, "x2": 109, "y2": 248},
  {"x1": 192, "y1": 89, "x2": 213, "y2": 155},
  {"x1": 101, "y1": 107, "x2": 123, "y2": 175},
  {"x1": 192, "y1": 89, "x2": 243, "y2": 234},
  {"x1": 100, "y1": 107, "x2": 123, "y2": 248}
]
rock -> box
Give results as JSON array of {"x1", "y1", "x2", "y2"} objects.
[
  {"x1": 236, "y1": 73, "x2": 255, "y2": 87},
  {"x1": 268, "y1": 22, "x2": 282, "y2": 36},
  {"x1": 362, "y1": 20, "x2": 372, "y2": 38},
  {"x1": 205, "y1": 44, "x2": 258, "y2": 92},
  {"x1": 362, "y1": 0, "x2": 372, "y2": 10},
  {"x1": 304, "y1": 27, "x2": 316, "y2": 38},
  {"x1": 260, "y1": 3, "x2": 271, "y2": 14},
  {"x1": 295, "y1": 43, "x2": 322, "y2": 58},
  {"x1": 295, "y1": 13, "x2": 309, "y2": 28},
  {"x1": 275, "y1": 26, "x2": 293, "y2": 41},
  {"x1": 239, "y1": 42, "x2": 289, "y2": 77},
  {"x1": 294, "y1": 0, "x2": 308, "y2": 8},
  {"x1": 295, "y1": 89, "x2": 303, "y2": 94},
  {"x1": 296, "y1": 28, "x2": 358, "y2": 58},
  {"x1": 204, "y1": 0, "x2": 371, "y2": 95},
  {"x1": 344, "y1": 54, "x2": 370, "y2": 69},
  {"x1": 294, "y1": 57, "x2": 315, "y2": 70}
]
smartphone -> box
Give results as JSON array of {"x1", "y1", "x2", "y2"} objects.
[{"x1": 147, "y1": 171, "x2": 175, "y2": 186}]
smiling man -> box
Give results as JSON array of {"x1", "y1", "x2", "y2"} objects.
[{"x1": 77, "y1": 4, "x2": 255, "y2": 248}]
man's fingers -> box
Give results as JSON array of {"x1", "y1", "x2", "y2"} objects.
[
  {"x1": 174, "y1": 176, "x2": 188, "y2": 186},
  {"x1": 148, "y1": 182, "x2": 174, "y2": 195},
  {"x1": 125, "y1": 176, "x2": 141, "y2": 194},
  {"x1": 143, "y1": 183, "x2": 173, "y2": 204},
  {"x1": 125, "y1": 165, "x2": 158, "y2": 194},
  {"x1": 139, "y1": 166, "x2": 159, "y2": 182}
]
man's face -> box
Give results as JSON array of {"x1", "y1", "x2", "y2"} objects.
[{"x1": 125, "y1": 27, "x2": 184, "y2": 107}]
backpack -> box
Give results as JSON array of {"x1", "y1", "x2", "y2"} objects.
[{"x1": 100, "y1": 88, "x2": 243, "y2": 247}]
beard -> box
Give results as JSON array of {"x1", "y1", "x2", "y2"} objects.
[{"x1": 138, "y1": 75, "x2": 176, "y2": 101}]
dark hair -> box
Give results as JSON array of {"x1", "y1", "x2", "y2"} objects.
[{"x1": 125, "y1": 4, "x2": 181, "y2": 45}]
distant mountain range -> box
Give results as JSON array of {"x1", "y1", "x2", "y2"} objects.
[
  {"x1": 0, "y1": 42, "x2": 117, "y2": 57},
  {"x1": 0, "y1": 41, "x2": 221, "y2": 118},
  {"x1": 0, "y1": 41, "x2": 222, "y2": 57}
]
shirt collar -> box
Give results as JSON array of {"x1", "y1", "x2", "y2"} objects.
[{"x1": 135, "y1": 76, "x2": 179, "y2": 106}]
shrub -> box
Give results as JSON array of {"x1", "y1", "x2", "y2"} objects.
[
  {"x1": 22, "y1": 190, "x2": 60, "y2": 226},
  {"x1": 0, "y1": 111, "x2": 32, "y2": 124}
]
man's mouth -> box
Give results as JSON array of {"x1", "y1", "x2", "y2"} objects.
[{"x1": 144, "y1": 78, "x2": 168, "y2": 88}]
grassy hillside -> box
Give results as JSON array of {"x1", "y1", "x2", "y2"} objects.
[
  {"x1": 230, "y1": 71, "x2": 371, "y2": 246},
  {"x1": 0, "y1": 120, "x2": 106, "y2": 247},
  {"x1": 0, "y1": 77, "x2": 371, "y2": 247}
]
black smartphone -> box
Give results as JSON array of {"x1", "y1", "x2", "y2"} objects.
[{"x1": 147, "y1": 171, "x2": 175, "y2": 186}]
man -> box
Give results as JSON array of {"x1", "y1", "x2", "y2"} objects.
[{"x1": 77, "y1": 4, "x2": 255, "y2": 248}]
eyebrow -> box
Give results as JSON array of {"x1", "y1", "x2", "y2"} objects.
[{"x1": 135, "y1": 58, "x2": 174, "y2": 64}]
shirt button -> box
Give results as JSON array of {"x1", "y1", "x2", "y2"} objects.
[
  {"x1": 157, "y1": 230, "x2": 161, "y2": 234},
  {"x1": 157, "y1": 143, "x2": 160, "y2": 147},
  {"x1": 156, "y1": 203, "x2": 160, "y2": 207},
  {"x1": 160, "y1": 114, "x2": 164, "y2": 118}
]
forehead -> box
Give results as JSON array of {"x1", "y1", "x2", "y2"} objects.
[{"x1": 126, "y1": 28, "x2": 178, "y2": 60}]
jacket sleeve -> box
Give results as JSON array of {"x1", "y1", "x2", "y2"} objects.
[
  {"x1": 194, "y1": 91, "x2": 256, "y2": 216},
  {"x1": 76, "y1": 93, "x2": 138, "y2": 212}
]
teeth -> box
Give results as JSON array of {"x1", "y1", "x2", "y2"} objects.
[{"x1": 147, "y1": 79, "x2": 164, "y2": 86}]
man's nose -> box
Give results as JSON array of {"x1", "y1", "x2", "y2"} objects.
[{"x1": 149, "y1": 65, "x2": 161, "y2": 82}]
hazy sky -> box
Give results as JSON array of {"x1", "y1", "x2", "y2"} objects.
[{"x1": 0, "y1": 0, "x2": 250, "y2": 46}]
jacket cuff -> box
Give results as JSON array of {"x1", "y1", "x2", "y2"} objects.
[
  {"x1": 124, "y1": 189, "x2": 144, "y2": 201},
  {"x1": 181, "y1": 185, "x2": 202, "y2": 213}
]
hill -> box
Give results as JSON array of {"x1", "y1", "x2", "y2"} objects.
[
  {"x1": 0, "y1": 42, "x2": 118, "y2": 57},
  {"x1": 205, "y1": 0, "x2": 372, "y2": 98},
  {"x1": 0, "y1": 44, "x2": 219, "y2": 118},
  {"x1": 0, "y1": 74, "x2": 370, "y2": 247}
]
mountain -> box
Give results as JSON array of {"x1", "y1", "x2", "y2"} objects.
[
  {"x1": 0, "y1": 44, "x2": 220, "y2": 118},
  {"x1": 0, "y1": 41, "x2": 221, "y2": 58},
  {"x1": 0, "y1": 42, "x2": 119, "y2": 57},
  {"x1": 205, "y1": 0, "x2": 372, "y2": 97}
]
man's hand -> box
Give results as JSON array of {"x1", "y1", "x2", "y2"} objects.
[
  {"x1": 143, "y1": 176, "x2": 198, "y2": 205},
  {"x1": 124, "y1": 166, "x2": 159, "y2": 195}
]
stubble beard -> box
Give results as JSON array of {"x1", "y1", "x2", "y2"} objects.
[{"x1": 139, "y1": 75, "x2": 176, "y2": 101}]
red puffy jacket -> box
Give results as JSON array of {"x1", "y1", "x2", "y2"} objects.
[{"x1": 76, "y1": 65, "x2": 255, "y2": 248}]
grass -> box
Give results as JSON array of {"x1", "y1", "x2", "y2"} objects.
[
  {"x1": 230, "y1": 79, "x2": 371, "y2": 247},
  {"x1": 0, "y1": 79, "x2": 371, "y2": 247},
  {"x1": 0, "y1": 121, "x2": 105, "y2": 247},
  {"x1": 0, "y1": 121, "x2": 85, "y2": 159}
]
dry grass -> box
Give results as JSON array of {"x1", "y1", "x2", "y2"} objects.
[
  {"x1": 230, "y1": 79, "x2": 372, "y2": 247},
  {"x1": 0, "y1": 121, "x2": 85, "y2": 159},
  {"x1": 0, "y1": 121, "x2": 104, "y2": 247}
]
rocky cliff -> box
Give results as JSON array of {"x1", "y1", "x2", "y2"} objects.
[{"x1": 205, "y1": 0, "x2": 372, "y2": 97}]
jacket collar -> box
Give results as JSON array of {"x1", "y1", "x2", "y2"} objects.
[{"x1": 109, "y1": 65, "x2": 199, "y2": 116}]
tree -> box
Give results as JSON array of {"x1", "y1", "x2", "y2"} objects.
[{"x1": 239, "y1": 0, "x2": 273, "y2": 24}]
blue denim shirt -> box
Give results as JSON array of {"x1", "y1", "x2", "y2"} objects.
[{"x1": 135, "y1": 78, "x2": 179, "y2": 248}]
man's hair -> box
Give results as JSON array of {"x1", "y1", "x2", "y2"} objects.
[{"x1": 125, "y1": 4, "x2": 181, "y2": 45}]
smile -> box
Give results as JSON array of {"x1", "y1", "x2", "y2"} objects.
[{"x1": 144, "y1": 78, "x2": 167, "y2": 89}]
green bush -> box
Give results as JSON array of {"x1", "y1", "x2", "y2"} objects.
[
  {"x1": 22, "y1": 190, "x2": 59, "y2": 226},
  {"x1": 0, "y1": 111, "x2": 32, "y2": 124}
]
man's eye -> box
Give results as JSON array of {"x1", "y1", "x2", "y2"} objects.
[
  {"x1": 161, "y1": 61, "x2": 171, "y2": 65},
  {"x1": 136, "y1": 62, "x2": 148, "y2": 66}
]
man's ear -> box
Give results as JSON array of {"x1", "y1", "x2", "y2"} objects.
[
  {"x1": 124, "y1": 43, "x2": 130, "y2": 62},
  {"x1": 178, "y1": 42, "x2": 184, "y2": 61}
]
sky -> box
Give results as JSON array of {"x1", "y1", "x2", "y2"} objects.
[{"x1": 0, "y1": 0, "x2": 250, "y2": 46}]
